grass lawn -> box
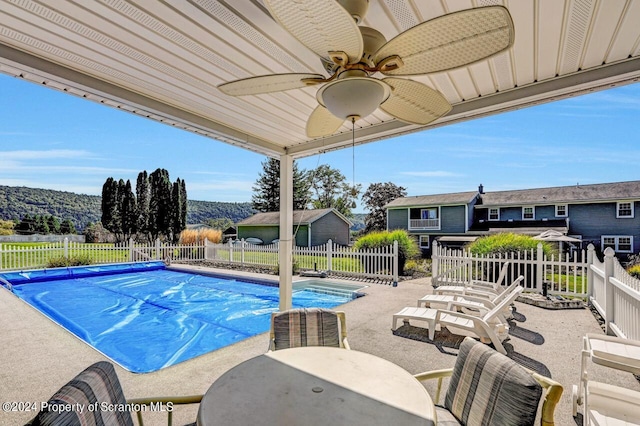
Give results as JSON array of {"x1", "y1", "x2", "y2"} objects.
[
  {"x1": 545, "y1": 272, "x2": 585, "y2": 295},
  {"x1": 0, "y1": 242, "x2": 130, "y2": 270},
  {"x1": 213, "y1": 249, "x2": 366, "y2": 273}
]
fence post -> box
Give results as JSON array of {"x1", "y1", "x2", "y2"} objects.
[
  {"x1": 603, "y1": 247, "x2": 615, "y2": 335},
  {"x1": 64, "y1": 237, "x2": 69, "y2": 259},
  {"x1": 204, "y1": 238, "x2": 210, "y2": 261},
  {"x1": 393, "y1": 240, "x2": 399, "y2": 285},
  {"x1": 432, "y1": 241, "x2": 438, "y2": 279},
  {"x1": 536, "y1": 243, "x2": 544, "y2": 293},
  {"x1": 0, "y1": 243, "x2": 2, "y2": 270},
  {"x1": 128, "y1": 238, "x2": 134, "y2": 262},
  {"x1": 241, "y1": 239, "x2": 245, "y2": 265},
  {"x1": 586, "y1": 244, "x2": 595, "y2": 299},
  {"x1": 155, "y1": 239, "x2": 161, "y2": 260},
  {"x1": 228, "y1": 239, "x2": 233, "y2": 264},
  {"x1": 327, "y1": 239, "x2": 333, "y2": 272}
]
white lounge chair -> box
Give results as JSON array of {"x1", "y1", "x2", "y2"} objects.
[
  {"x1": 572, "y1": 334, "x2": 640, "y2": 425},
  {"x1": 418, "y1": 275, "x2": 524, "y2": 323},
  {"x1": 392, "y1": 285, "x2": 524, "y2": 354},
  {"x1": 434, "y1": 261, "x2": 511, "y2": 296}
]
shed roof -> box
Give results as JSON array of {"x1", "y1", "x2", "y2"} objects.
[
  {"x1": 385, "y1": 191, "x2": 479, "y2": 208},
  {"x1": 237, "y1": 208, "x2": 351, "y2": 227},
  {"x1": 478, "y1": 181, "x2": 640, "y2": 207}
]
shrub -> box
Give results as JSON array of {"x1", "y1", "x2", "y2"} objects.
[
  {"x1": 354, "y1": 229, "x2": 419, "y2": 275},
  {"x1": 46, "y1": 255, "x2": 94, "y2": 268},
  {"x1": 0, "y1": 219, "x2": 14, "y2": 235},
  {"x1": 628, "y1": 264, "x2": 640, "y2": 279},
  {"x1": 179, "y1": 228, "x2": 222, "y2": 244},
  {"x1": 466, "y1": 233, "x2": 556, "y2": 258}
]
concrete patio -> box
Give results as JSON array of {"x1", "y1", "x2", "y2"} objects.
[{"x1": 1, "y1": 266, "x2": 638, "y2": 425}]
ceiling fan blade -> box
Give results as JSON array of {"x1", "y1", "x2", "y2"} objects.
[
  {"x1": 306, "y1": 105, "x2": 345, "y2": 138},
  {"x1": 218, "y1": 73, "x2": 325, "y2": 96},
  {"x1": 264, "y1": 0, "x2": 363, "y2": 64},
  {"x1": 375, "y1": 6, "x2": 514, "y2": 76},
  {"x1": 379, "y1": 78, "x2": 451, "y2": 125}
]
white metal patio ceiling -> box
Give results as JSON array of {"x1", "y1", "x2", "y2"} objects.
[{"x1": 1, "y1": 0, "x2": 640, "y2": 159}]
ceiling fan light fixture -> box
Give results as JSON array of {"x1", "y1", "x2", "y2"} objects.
[{"x1": 317, "y1": 77, "x2": 390, "y2": 121}]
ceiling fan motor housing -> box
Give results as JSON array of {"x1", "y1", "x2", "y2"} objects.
[{"x1": 337, "y1": 0, "x2": 370, "y2": 24}]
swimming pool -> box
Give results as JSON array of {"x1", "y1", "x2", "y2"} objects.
[{"x1": 0, "y1": 262, "x2": 364, "y2": 373}]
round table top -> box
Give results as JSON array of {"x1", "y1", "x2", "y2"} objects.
[{"x1": 197, "y1": 347, "x2": 435, "y2": 426}]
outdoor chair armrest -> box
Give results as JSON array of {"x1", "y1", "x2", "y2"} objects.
[
  {"x1": 468, "y1": 279, "x2": 499, "y2": 289},
  {"x1": 446, "y1": 300, "x2": 491, "y2": 315},
  {"x1": 453, "y1": 294, "x2": 498, "y2": 308},
  {"x1": 461, "y1": 287, "x2": 498, "y2": 298},
  {"x1": 127, "y1": 394, "x2": 203, "y2": 426},
  {"x1": 414, "y1": 368, "x2": 454, "y2": 404}
]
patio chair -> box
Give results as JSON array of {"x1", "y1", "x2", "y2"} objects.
[
  {"x1": 269, "y1": 307, "x2": 350, "y2": 351},
  {"x1": 414, "y1": 337, "x2": 563, "y2": 426},
  {"x1": 572, "y1": 334, "x2": 640, "y2": 425},
  {"x1": 434, "y1": 261, "x2": 511, "y2": 297},
  {"x1": 27, "y1": 361, "x2": 202, "y2": 426},
  {"x1": 418, "y1": 275, "x2": 524, "y2": 323},
  {"x1": 393, "y1": 285, "x2": 523, "y2": 354}
]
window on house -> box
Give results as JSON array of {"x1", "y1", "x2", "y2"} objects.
[
  {"x1": 555, "y1": 204, "x2": 567, "y2": 217},
  {"x1": 421, "y1": 208, "x2": 438, "y2": 220},
  {"x1": 488, "y1": 208, "x2": 499, "y2": 221},
  {"x1": 522, "y1": 206, "x2": 535, "y2": 220},
  {"x1": 602, "y1": 236, "x2": 633, "y2": 253},
  {"x1": 617, "y1": 202, "x2": 634, "y2": 218},
  {"x1": 419, "y1": 235, "x2": 429, "y2": 248}
]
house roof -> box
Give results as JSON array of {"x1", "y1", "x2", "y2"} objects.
[
  {"x1": 385, "y1": 191, "x2": 479, "y2": 208},
  {"x1": 1, "y1": 2, "x2": 639, "y2": 158},
  {"x1": 478, "y1": 181, "x2": 640, "y2": 207},
  {"x1": 237, "y1": 208, "x2": 351, "y2": 227}
]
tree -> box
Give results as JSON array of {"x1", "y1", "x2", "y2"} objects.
[
  {"x1": 101, "y1": 177, "x2": 121, "y2": 239},
  {"x1": 362, "y1": 182, "x2": 407, "y2": 232},
  {"x1": 206, "y1": 217, "x2": 234, "y2": 230},
  {"x1": 308, "y1": 164, "x2": 361, "y2": 217},
  {"x1": 136, "y1": 171, "x2": 150, "y2": 242},
  {"x1": 60, "y1": 219, "x2": 77, "y2": 235},
  {"x1": 170, "y1": 178, "x2": 187, "y2": 243},
  {"x1": 148, "y1": 168, "x2": 172, "y2": 242},
  {"x1": 46, "y1": 215, "x2": 61, "y2": 234},
  {"x1": 251, "y1": 158, "x2": 310, "y2": 212},
  {"x1": 120, "y1": 179, "x2": 137, "y2": 241}
]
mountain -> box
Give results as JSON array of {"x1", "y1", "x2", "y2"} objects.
[{"x1": 0, "y1": 185, "x2": 254, "y2": 231}]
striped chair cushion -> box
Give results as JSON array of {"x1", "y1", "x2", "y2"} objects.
[
  {"x1": 29, "y1": 361, "x2": 134, "y2": 426},
  {"x1": 273, "y1": 308, "x2": 340, "y2": 350},
  {"x1": 444, "y1": 338, "x2": 543, "y2": 426}
]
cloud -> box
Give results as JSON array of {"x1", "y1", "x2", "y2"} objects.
[
  {"x1": 0, "y1": 149, "x2": 93, "y2": 160},
  {"x1": 400, "y1": 171, "x2": 464, "y2": 177}
]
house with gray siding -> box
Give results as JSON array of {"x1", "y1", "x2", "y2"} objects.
[
  {"x1": 385, "y1": 181, "x2": 640, "y2": 256},
  {"x1": 236, "y1": 208, "x2": 351, "y2": 247}
]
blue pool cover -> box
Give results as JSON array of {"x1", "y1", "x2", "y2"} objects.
[{"x1": 2, "y1": 263, "x2": 352, "y2": 373}]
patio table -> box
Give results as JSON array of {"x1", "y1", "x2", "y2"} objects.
[{"x1": 197, "y1": 346, "x2": 435, "y2": 426}]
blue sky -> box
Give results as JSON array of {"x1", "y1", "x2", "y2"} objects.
[{"x1": 1, "y1": 73, "x2": 639, "y2": 212}]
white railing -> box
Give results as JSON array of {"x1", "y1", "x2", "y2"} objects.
[
  {"x1": 206, "y1": 239, "x2": 399, "y2": 282},
  {"x1": 589, "y1": 247, "x2": 640, "y2": 340},
  {"x1": 432, "y1": 241, "x2": 589, "y2": 297},
  {"x1": 409, "y1": 219, "x2": 439, "y2": 229},
  {"x1": 433, "y1": 242, "x2": 640, "y2": 341},
  {"x1": 0, "y1": 238, "x2": 207, "y2": 271}
]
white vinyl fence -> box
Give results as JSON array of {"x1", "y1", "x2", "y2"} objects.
[
  {"x1": 433, "y1": 242, "x2": 640, "y2": 341},
  {"x1": 205, "y1": 239, "x2": 399, "y2": 282},
  {"x1": 1, "y1": 238, "x2": 399, "y2": 282},
  {"x1": 0, "y1": 238, "x2": 205, "y2": 271}
]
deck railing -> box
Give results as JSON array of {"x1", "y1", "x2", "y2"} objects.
[{"x1": 433, "y1": 242, "x2": 640, "y2": 341}]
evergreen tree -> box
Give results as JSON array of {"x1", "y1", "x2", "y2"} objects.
[
  {"x1": 136, "y1": 171, "x2": 151, "y2": 243},
  {"x1": 35, "y1": 215, "x2": 49, "y2": 234},
  {"x1": 148, "y1": 168, "x2": 173, "y2": 241},
  {"x1": 362, "y1": 182, "x2": 407, "y2": 232},
  {"x1": 101, "y1": 177, "x2": 121, "y2": 238},
  {"x1": 60, "y1": 219, "x2": 77, "y2": 235},
  {"x1": 47, "y1": 215, "x2": 61, "y2": 234},
  {"x1": 120, "y1": 179, "x2": 137, "y2": 241},
  {"x1": 171, "y1": 179, "x2": 186, "y2": 243},
  {"x1": 251, "y1": 158, "x2": 310, "y2": 212}
]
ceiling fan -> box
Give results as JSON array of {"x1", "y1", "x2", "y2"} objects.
[{"x1": 218, "y1": 0, "x2": 514, "y2": 138}]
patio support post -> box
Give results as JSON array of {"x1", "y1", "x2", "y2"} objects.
[{"x1": 278, "y1": 153, "x2": 294, "y2": 311}]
